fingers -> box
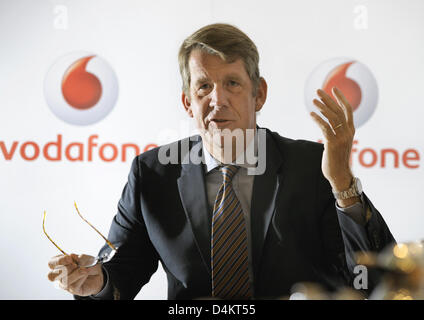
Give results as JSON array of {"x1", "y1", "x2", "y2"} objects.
[
  {"x1": 312, "y1": 98, "x2": 340, "y2": 129},
  {"x1": 317, "y1": 87, "x2": 355, "y2": 126},
  {"x1": 317, "y1": 89, "x2": 345, "y2": 119},
  {"x1": 65, "y1": 260, "x2": 101, "y2": 285},
  {"x1": 47, "y1": 261, "x2": 77, "y2": 282},
  {"x1": 311, "y1": 87, "x2": 356, "y2": 154},
  {"x1": 85, "y1": 264, "x2": 102, "y2": 276},
  {"x1": 47, "y1": 259, "x2": 89, "y2": 292},
  {"x1": 48, "y1": 254, "x2": 74, "y2": 270},
  {"x1": 315, "y1": 88, "x2": 355, "y2": 134},
  {"x1": 70, "y1": 274, "x2": 90, "y2": 295},
  {"x1": 47, "y1": 254, "x2": 77, "y2": 282},
  {"x1": 57, "y1": 265, "x2": 103, "y2": 296},
  {"x1": 75, "y1": 254, "x2": 96, "y2": 267},
  {"x1": 58, "y1": 272, "x2": 89, "y2": 295},
  {"x1": 47, "y1": 268, "x2": 63, "y2": 282},
  {"x1": 332, "y1": 87, "x2": 354, "y2": 129},
  {"x1": 47, "y1": 253, "x2": 104, "y2": 296},
  {"x1": 61, "y1": 269, "x2": 92, "y2": 295},
  {"x1": 310, "y1": 112, "x2": 334, "y2": 141},
  {"x1": 47, "y1": 253, "x2": 83, "y2": 283},
  {"x1": 48, "y1": 253, "x2": 101, "y2": 277}
]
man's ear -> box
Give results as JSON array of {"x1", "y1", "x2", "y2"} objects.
[
  {"x1": 255, "y1": 77, "x2": 268, "y2": 112},
  {"x1": 181, "y1": 91, "x2": 193, "y2": 118}
]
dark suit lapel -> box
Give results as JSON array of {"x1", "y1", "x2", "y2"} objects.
[
  {"x1": 177, "y1": 137, "x2": 212, "y2": 275},
  {"x1": 251, "y1": 128, "x2": 284, "y2": 280}
]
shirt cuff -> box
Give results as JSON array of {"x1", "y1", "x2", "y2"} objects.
[{"x1": 335, "y1": 194, "x2": 366, "y2": 226}]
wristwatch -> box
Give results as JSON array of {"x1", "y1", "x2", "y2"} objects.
[{"x1": 332, "y1": 177, "x2": 362, "y2": 200}]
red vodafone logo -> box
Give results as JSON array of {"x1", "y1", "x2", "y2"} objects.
[
  {"x1": 61, "y1": 55, "x2": 102, "y2": 110},
  {"x1": 321, "y1": 61, "x2": 361, "y2": 112},
  {"x1": 44, "y1": 52, "x2": 118, "y2": 125},
  {"x1": 305, "y1": 58, "x2": 378, "y2": 128}
]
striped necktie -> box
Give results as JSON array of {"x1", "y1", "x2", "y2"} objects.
[{"x1": 211, "y1": 165, "x2": 252, "y2": 299}]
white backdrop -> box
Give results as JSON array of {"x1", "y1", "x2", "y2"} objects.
[{"x1": 0, "y1": 0, "x2": 423, "y2": 299}]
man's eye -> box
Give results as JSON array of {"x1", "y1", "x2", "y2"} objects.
[
  {"x1": 228, "y1": 80, "x2": 239, "y2": 87},
  {"x1": 199, "y1": 84, "x2": 210, "y2": 90}
]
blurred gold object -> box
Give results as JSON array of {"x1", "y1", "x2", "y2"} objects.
[
  {"x1": 356, "y1": 241, "x2": 424, "y2": 274},
  {"x1": 332, "y1": 287, "x2": 366, "y2": 300},
  {"x1": 287, "y1": 282, "x2": 365, "y2": 300},
  {"x1": 356, "y1": 240, "x2": 424, "y2": 300},
  {"x1": 287, "y1": 240, "x2": 424, "y2": 300},
  {"x1": 289, "y1": 283, "x2": 330, "y2": 300}
]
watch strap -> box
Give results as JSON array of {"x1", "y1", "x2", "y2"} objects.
[{"x1": 332, "y1": 177, "x2": 361, "y2": 200}]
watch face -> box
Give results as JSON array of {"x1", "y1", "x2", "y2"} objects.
[{"x1": 355, "y1": 178, "x2": 363, "y2": 194}]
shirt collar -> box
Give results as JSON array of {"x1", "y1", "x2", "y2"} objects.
[{"x1": 203, "y1": 131, "x2": 258, "y2": 174}]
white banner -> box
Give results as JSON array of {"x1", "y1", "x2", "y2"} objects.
[{"x1": 0, "y1": 0, "x2": 423, "y2": 299}]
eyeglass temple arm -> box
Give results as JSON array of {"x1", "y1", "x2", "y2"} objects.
[
  {"x1": 74, "y1": 202, "x2": 118, "y2": 252},
  {"x1": 42, "y1": 211, "x2": 69, "y2": 256}
]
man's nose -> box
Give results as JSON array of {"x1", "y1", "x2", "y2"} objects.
[{"x1": 209, "y1": 84, "x2": 228, "y2": 108}]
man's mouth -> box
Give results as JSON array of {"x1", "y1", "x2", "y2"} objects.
[{"x1": 209, "y1": 119, "x2": 234, "y2": 129}]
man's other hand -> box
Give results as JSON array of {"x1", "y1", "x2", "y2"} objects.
[
  {"x1": 47, "y1": 253, "x2": 104, "y2": 296},
  {"x1": 310, "y1": 87, "x2": 360, "y2": 207}
]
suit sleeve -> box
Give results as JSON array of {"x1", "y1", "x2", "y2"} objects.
[
  {"x1": 80, "y1": 156, "x2": 160, "y2": 300},
  {"x1": 336, "y1": 193, "x2": 396, "y2": 253},
  {"x1": 316, "y1": 165, "x2": 395, "y2": 293}
]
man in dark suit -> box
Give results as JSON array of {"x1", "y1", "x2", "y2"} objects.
[{"x1": 47, "y1": 23, "x2": 395, "y2": 300}]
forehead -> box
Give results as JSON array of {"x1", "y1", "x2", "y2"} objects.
[{"x1": 188, "y1": 49, "x2": 249, "y2": 81}]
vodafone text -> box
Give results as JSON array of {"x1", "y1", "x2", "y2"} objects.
[
  {"x1": 0, "y1": 135, "x2": 421, "y2": 169},
  {"x1": 317, "y1": 139, "x2": 420, "y2": 169},
  {"x1": 0, "y1": 134, "x2": 157, "y2": 162}
]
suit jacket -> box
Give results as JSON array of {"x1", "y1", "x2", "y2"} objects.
[{"x1": 95, "y1": 127, "x2": 395, "y2": 300}]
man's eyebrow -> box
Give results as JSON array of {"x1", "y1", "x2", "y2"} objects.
[
  {"x1": 225, "y1": 73, "x2": 244, "y2": 81},
  {"x1": 193, "y1": 74, "x2": 244, "y2": 86}
]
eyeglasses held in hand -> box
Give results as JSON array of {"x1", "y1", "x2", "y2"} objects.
[{"x1": 43, "y1": 201, "x2": 118, "y2": 267}]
